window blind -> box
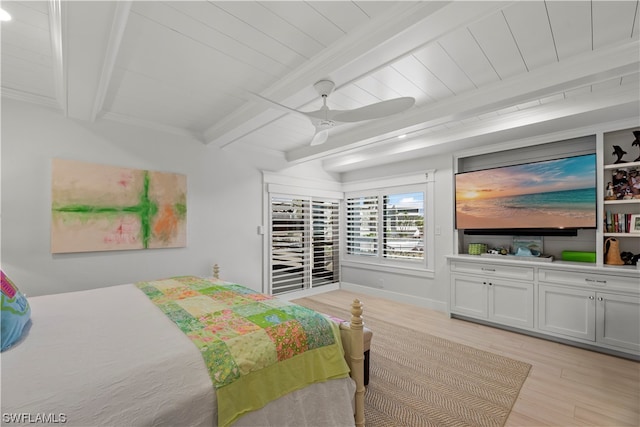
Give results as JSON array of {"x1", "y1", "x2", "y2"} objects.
[{"x1": 270, "y1": 196, "x2": 339, "y2": 295}]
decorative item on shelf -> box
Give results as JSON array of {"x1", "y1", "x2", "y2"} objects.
[
  {"x1": 487, "y1": 247, "x2": 508, "y2": 255},
  {"x1": 512, "y1": 237, "x2": 543, "y2": 256},
  {"x1": 631, "y1": 214, "x2": 640, "y2": 233},
  {"x1": 605, "y1": 181, "x2": 617, "y2": 200},
  {"x1": 620, "y1": 251, "x2": 640, "y2": 266},
  {"x1": 628, "y1": 169, "x2": 640, "y2": 198},
  {"x1": 604, "y1": 237, "x2": 625, "y2": 265},
  {"x1": 612, "y1": 145, "x2": 628, "y2": 163},
  {"x1": 468, "y1": 243, "x2": 487, "y2": 255},
  {"x1": 561, "y1": 250, "x2": 596, "y2": 263},
  {"x1": 612, "y1": 168, "x2": 630, "y2": 200},
  {"x1": 632, "y1": 130, "x2": 640, "y2": 162},
  {"x1": 612, "y1": 145, "x2": 628, "y2": 164}
]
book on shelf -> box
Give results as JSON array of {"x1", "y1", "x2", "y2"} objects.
[{"x1": 605, "y1": 211, "x2": 634, "y2": 233}]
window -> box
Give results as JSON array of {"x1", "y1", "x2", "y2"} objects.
[
  {"x1": 346, "y1": 185, "x2": 426, "y2": 266},
  {"x1": 270, "y1": 195, "x2": 339, "y2": 295},
  {"x1": 383, "y1": 191, "x2": 424, "y2": 260},
  {"x1": 345, "y1": 195, "x2": 378, "y2": 257}
]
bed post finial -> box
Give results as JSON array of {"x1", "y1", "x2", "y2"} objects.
[
  {"x1": 212, "y1": 264, "x2": 220, "y2": 279},
  {"x1": 350, "y1": 298, "x2": 365, "y2": 427}
]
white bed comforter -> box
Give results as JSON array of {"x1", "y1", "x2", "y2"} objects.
[{"x1": 0, "y1": 284, "x2": 355, "y2": 426}]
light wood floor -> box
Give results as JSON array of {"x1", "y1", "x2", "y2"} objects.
[{"x1": 304, "y1": 289, "x2": 640, "y2": 427}]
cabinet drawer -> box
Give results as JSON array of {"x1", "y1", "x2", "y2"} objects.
[
  {"x1": 539, "y1": 268, "x2": 640, "y2": 293},
  {"x1": 450, "y1": 261, "x2": 534, "y2": 281}
]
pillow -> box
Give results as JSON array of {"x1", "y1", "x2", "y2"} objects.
[{"x1": 1, "y1": 271, "x2": 31, "y2": 351}]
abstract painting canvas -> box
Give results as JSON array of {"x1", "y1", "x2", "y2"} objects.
[{"x1": 51, "y1": 159, "x2": 186, "y2": 253}]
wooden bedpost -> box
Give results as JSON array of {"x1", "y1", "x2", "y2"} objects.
[
  {"x1": 350, "y1": 299, "x2": 365, "y2": 427},
  {"x1": 212, "y1": 264, "x2": 220, "y2": 280}
]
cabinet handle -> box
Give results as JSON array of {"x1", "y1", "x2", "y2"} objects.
[
  {"x1": 589, "y1": 296, "x2": 595, "y2": 300},
  {"x1": 585, "y1": 278, "x2": 607, "y2": 284},
  {"x1": 488, "y1": 282, "x2": 493, "y2": 286},
  {"x1": 597, "y1": 297, "x2": 604, "y2": 301},
  {"x1": 481, "y1": 268, "x2": 495, "y2": 272}
]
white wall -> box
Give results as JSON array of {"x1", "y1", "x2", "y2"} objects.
[
  {"x1": 339, "y1": 153, "x2": 455, "y2": 311},
  {"x1": 1, "y1": 99, "x2": 265, "y2": 296}
]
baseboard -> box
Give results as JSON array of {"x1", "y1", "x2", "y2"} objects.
[
  {"x1": 276, "y1": 283, "x2": 341, "y2": 301},
  {"x1": 339, "y1": 282, "x2": 447, "y2": 313},
  {"x1": 451, "y1": 313, "x2": 640, "y2": 362}
]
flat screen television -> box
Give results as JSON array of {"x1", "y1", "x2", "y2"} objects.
[{"x1": 455, "y1": 153, "x2": 597, "y2": 235}]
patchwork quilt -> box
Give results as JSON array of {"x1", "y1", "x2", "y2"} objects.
[{"x1": 136, "y1": 276, "x2": 350, "y2": 426}]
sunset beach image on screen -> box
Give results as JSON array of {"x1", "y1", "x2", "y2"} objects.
[{"x1": 455, "y1": 154, "x2": 597, "y2": 230}]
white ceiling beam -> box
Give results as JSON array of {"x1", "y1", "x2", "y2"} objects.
[
  {"x1": 48, "y1": 0, "x2": 66, "y2": 114},
  {"x1": 90, "y1": 1, "x2": 132, "y2": 122},
  {"x1": 203, "y1": 1, "x2": 513, "y2": 148},
  {"x1": 322, "y1": 85, "x2": 640, "y2": 172},
  {"x1": 64, "y1": 1, "x2": 128, "y2": 122},
  {"x1": 286, "y1": 39, "x2": 640, "y2": 164}
]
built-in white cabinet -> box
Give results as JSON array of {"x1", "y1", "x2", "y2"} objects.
[
  {"x1": 447, "y1": 255, "x2": 640, "y2": 359},
  {"x1": 450, "y1": 260, "x2": 534, "y2": 329},
  {"x1": 448, "y1": 124, "x2": 640, "y2": 360},
  {"x1": 538, "y1": 268, "x2": 640, "y2": 354},
  {"x1": 538, "y1": 285, "x2": 640, "y2": 353},
  {"x1": 538, "y1": 284, "x2": 596, "y2": 341}
]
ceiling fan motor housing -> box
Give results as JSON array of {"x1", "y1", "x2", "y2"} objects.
[{"x1": 314, "y1": 80, "x2": 336, "y2": 97}]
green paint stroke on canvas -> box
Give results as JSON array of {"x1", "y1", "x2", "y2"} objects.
[{"x1": 53, "y1": 171, "x2": 159, "y2": 248}]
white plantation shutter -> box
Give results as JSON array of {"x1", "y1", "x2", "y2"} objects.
[
  {"x1": 346, "y1": 187, "x2": 425, "y2": 264},
  {"x1": 271, "y1": 196, "x2": 308, "y2": 294},
  {"x1": 270, "y1": 195, "x2": 339, "y2": 295},
  {"x1": 346, "y1": 195, "x2": 378, "y2": 257}
]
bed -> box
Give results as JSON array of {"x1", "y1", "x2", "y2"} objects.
[{"x1": 0, "y1": 269, "x2": 365, "y2": 426}]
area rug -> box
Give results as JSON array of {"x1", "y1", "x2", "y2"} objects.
[{"x1": 293, "y1": 298, "x2": 531, "y2": 427}]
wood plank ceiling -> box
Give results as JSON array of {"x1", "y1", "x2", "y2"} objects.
[{"x1": 2, "y1": 1, "x2": 639, "y2": 172}]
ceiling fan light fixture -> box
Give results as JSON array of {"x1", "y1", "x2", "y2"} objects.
[{"x1": 0, "y1": 8, "x2": 12, "y2": 21}]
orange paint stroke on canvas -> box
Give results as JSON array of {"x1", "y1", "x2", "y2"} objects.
[{"x1": 153, "y1": 205, "x2": 179, "y2": 242}]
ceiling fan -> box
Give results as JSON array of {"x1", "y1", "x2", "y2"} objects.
[{"x1": 250, "y1": 80, "x2": 415, "y2": 146}]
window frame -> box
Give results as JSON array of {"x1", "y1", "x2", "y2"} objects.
[
  {"x1": 342, "y1": 172, "x2": 435, "y2": 272},
  {"x1": 263, "y1": 173, "x2": 344, "y2": 295}
]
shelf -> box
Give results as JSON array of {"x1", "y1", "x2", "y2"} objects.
[
  {"x1": 604, "y1": 233, "x2": 640, "y2": 238},
  {"x1": 604, "y1": 199, "x2": 640, "y2": 205},
  {"x1": 604, "y1": 161, "x2": 640, "y2": 170}
]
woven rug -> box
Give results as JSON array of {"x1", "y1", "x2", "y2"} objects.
[{"x1": 293, "y1": 298, "x2": 531, "y2": 427}]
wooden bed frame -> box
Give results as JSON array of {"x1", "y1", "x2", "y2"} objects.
[{"x1": 212, "y1": 265, "x2": 365, "y2": 426}]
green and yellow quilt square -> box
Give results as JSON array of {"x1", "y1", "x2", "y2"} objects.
[
  {"x1": 199, "y1": 309, "x2": 261, "y2": 340},
  {"x1": 176, "y1": 296, "x2": 228, "y2": 317},
  {"x1": 207, "y1": 290, "x2": 254, "y2": 308},
  {"x1": 225, "y1": 329, "x2": 277, "y2": 376},
  {"x1": 201, "y1": 340, "x2": 241, "y2": 388},
  {"x1": 279, "y1": 305, "x2": 336, "y2": 349},
  {"x1": 246, "y1": 308, "x2": 296, "y2": 328}
]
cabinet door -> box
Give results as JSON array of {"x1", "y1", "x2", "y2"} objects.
[
  {"x1": 597, "y1": 293, "x2": 640, "y2": 353},
  {"x1": 538, "y1": 285, "x2": 595, "y2": 341},
  {"x1": 450, "y1": 274, "x2": 487, "y2": 319},
  {"x1": 488, "y1": 279, "x2": 534, "y2": 329}
]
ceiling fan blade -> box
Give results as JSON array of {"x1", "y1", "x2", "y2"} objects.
[
  {"x1": 309, "y1": 129, "x2": 329, "y2": 146},
  {"x1": 248, "y1": 92, "x2": 311, "y2": 121},
  {"x1": 332, "y1": 97, "x2": 415, "y2": 122}
]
